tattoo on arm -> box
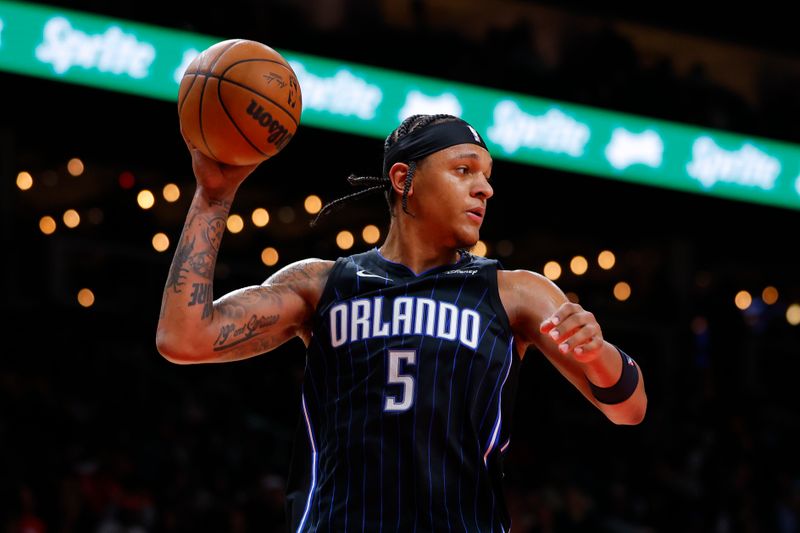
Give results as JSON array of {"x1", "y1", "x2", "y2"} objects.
[
  {"x1": 205, "y1": 216, "x2": 225, "y2": 251},
  {"x1": 165, "y1": 234, "x2": 195, "y2": 293},
  {"x1": 209, "y1": 260, "x2": 333, "y2": 354},
  {"x1": 268, "y1": 260, "x2": 333, "y2": 296},
  {"x1": 216, "y1": 286, "x2": 287, "y2": 319},
  {"x1": 184, "y1": 215, "x2": 225, "y2": 279},
  {"x1": 213, "y1": 314, "x2": 280, "y2": 351},
  {"x1": 188, "y1": 282, "x2": 213, "y2": 319},
  {"x1": 163, "y1": 201, "x2": 230, "y2": 306}
]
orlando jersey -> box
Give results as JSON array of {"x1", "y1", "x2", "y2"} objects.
[{"x1": 287, "y1": 248, "x2": 520, "y2": 532}]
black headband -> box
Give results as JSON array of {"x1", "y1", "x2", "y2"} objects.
[{"x1": 382, "y1": 120, "x2": 488, "y2": 177}]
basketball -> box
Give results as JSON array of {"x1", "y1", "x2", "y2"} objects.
[{"x1": 178, "y1": 39, "x2": 302, "y2": 166}]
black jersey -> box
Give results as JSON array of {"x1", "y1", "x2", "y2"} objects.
[{"x1": 287, "y1": 248, "x2": 520, "y2": 532}]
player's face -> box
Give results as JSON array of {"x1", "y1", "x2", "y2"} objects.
[{"x1": 413, "y1": 144, "x2": 493, "y2": 248}]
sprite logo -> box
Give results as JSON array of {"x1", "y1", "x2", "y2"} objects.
[
  {"x1": 35, "y1": 16, "x2": 155, "y2": 78},
  {"x1": 487, "y1": 100, "x2": 590, "y2": 156},
  {"x1": 686, "y1": 136, "x2": 780, "y2": 190},
  {"x1": 290, "y1": 60, "x2": 382, "y2": 119}
]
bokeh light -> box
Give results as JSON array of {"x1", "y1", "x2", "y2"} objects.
[
  {"x1": 152, "y1": 233, "x2": 170, "y2": 252},
  {"x1": 614, "y1": 281, "x2": 631, "y2": 301},
  {"x1": 598, "y1": 250, "x2": 616, "y2": 270},
  {"x1": 39, "y1": 216, "x2": 56, "y2": 235},
  {"x1": 163, "y1": 183, "x2": 180, "y2": 202},
  {"x1": 362, "y1": 225, "x2": 380, "y2": 244},
  {"x1": 336, "y1": 230, "x2": 354, "y2": 250},
  {"x1": 304, "y1": 195, "x2": 322, "y2": 214},
  {"x1": 63, "y1": 209, "x2": 80, "y2": 228},
  {"x1": 67, "y1": 158, "x2": 84, "y2": 176},
  {"x1": 227, "y1": 214, "x2": 244, "y2": 233},
  {"x1": 734, "y1": 290, "x2": 752, "y2": 310},
  {"x1": 16, "y1": 171, "x2": 33, "y2": 190},
  {"x1": 77, "y1": 288, "x2": 95, "y2": 308},
  {"x1": 762, "y1": 286, "x2": 778, "y2": 305},
  {"x1": 252, "y1": 208, "x2": 270, "y2": 227},
  {"x1": 137, "y1": 190, "x2": 155, "y2": 209},
  {"x1": 543, "y1": 261, "x2": 561, "y2": 280},
  {"x1": 261, "y1": 247, "x2": 279, "y2": 266},
  {"x1": 570, "y1": 256, "x2": 588, "y2": 275}
]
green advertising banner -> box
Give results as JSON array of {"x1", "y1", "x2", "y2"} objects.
[{"x1": 2, "y1": 0, "x2": 799, "y2": 210}]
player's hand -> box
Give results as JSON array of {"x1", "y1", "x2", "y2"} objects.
[
  {"x1": 182, "y1": 129, "x2": 260, "y2": 196},
  {"x1": 539, "y1": 302, "x2": 604, "y2": 363}
]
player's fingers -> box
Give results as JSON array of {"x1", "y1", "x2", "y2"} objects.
[
  {"x1": 552, "y1": 322, "x2": 599, "y2": 354},
  {"x1": 545, "y1": 310, "x2": 595, "y2": 343},
  {"x1": 571, "y1": 337, "x2": 604, "y2": 363},
  {"x1": 546, "y1": 324, "x2": 580, "y2": 345},
  {"x1": 573, "y1": 334, "x2": 604, "y2": 357},
  {"x1": 540, "y1": 302, "x2": 582, "y2": 333}
]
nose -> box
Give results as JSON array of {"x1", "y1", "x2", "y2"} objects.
[{"x1": 473, "y1": 174, "x2": 493, "y2": 200}]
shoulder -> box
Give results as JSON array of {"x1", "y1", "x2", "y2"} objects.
[
  {"x1": 497, "y1": 269, "x2": 568, "y2": 342},
  {"x1": 264, "y1": 258, "x2": 335, "y2": 305},
  {"x1": 498, "y1": 269, "x2": 565, "y2": 295},
  {"x1": 267, "y1": 258, "x2": 335, "y2": 283}
]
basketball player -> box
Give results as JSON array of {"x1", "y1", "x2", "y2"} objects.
[{"x1": 157, "y1": 114, "x2": 647, "y2": 532}]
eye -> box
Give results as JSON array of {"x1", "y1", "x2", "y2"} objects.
[{"x1": 456, "y1": 166, "x2": 469, "y2": 175}]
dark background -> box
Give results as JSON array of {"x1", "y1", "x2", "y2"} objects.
[{"x1": 2, "y1": 1, "x2": 799, "y2": 531}]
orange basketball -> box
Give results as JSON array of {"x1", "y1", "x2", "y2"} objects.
[{"x1": 178, "y1": 39, "x2": 302, "y2": 166}]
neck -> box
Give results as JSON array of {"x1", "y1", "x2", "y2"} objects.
[{"x1": 379, "y1": 214, "x2": 461, "y2": 275}]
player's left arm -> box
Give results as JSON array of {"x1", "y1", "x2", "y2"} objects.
[{"x1": 499, "y1": 269, "x2": 647, "y2": 425}]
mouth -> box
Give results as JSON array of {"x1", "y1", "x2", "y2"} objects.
[{"x1": 466, "y1": 207, "x2": 485, "y2": 222}]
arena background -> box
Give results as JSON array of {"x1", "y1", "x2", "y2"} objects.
[{"x1": 2, "y1": 1, "x2": 799, "y2": 531}]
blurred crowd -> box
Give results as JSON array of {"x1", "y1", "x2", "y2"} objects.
[{"x1": 2, "y1": 307, "x2": 799, "y2": 532}]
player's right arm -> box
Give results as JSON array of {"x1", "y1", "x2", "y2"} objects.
[{"x1": 156, "y1": 140, "x2": 332, "y2": 364}]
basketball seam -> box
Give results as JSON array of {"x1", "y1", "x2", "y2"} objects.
[
  {"x1": 178, "y1": 73, "x2": 198, "y2": 116},
  {"x1": 216, "y1": 75, "x2": 269, "y2": 159},
  {"x1": 186, "y1": 56, "x2": 287, "y2": 75},
  {"x1": 217, "y1": 60, "x2": 300, "y2": 127},
  {"x1": 206, "y1": 75, "x2": 301, "y2": 130},
  {"x1": 198, "y1": 40, "x2": 241, "y2": 161}
]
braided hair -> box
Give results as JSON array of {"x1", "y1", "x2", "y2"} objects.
[{"x1": 311, "y1": 114, "x2": 461, "y2": 226}]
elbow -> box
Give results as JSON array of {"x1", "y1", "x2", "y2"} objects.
[
  {"x1": 613, "y1": 407, "x2": 646, "y2": 426},
  {"x1": 156, "y1": 329, "x2": 205, "y2": 365},
  {"x1": 609, "y1": 393, "x2": 647, "y2": 426}
]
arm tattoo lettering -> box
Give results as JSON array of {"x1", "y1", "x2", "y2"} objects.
[
  {"x1": 213, "y1": 314, "x2": 280, "y2": 351},
  {"x1": 188, "y1": 282, "x2": 213, "y2": 319}
]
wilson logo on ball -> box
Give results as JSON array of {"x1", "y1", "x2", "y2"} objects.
[{"x1": 246, "y1": 99, "x2": 293, "y2": 149}]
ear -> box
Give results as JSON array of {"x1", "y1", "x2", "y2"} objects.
[{"x1": 388, "y1": 162, "x2": 414, "y2": 199}]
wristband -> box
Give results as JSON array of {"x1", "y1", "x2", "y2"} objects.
[{"x1": 588, "y1": 346, "x2": 639, "y2": 405}]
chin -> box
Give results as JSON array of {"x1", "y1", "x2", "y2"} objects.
[{"x1": 454, "y1": 231, "x2": 480, "y2": 250}]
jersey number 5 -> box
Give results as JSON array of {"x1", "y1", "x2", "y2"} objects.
[{"x1": 384, "y1": 349, "x2": 416, "y2": 412}]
